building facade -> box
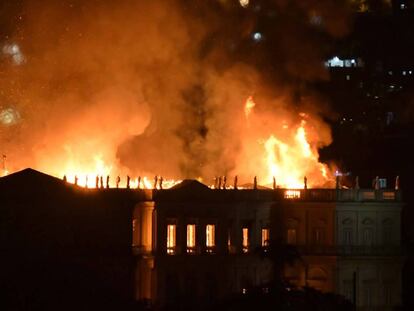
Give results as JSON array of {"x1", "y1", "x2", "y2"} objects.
[
  {"x1": 133, "y1": 182, "x2": 403, "y2": 310},
  {"x1": 0, "y1": 170, "x2": 403, "y2": 310}
]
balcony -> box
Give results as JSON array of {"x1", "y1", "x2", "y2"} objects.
[
  {"x1": 337, "y1": 189, "x2": 402, "y2": 202},
  {"x1": 280, "y1": 189, "x2": 402, "y2": 202},
  {"x1": 296, "y1": 245, "x2": 402, "y2": 256}
]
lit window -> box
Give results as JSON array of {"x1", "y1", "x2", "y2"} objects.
[
  {"x1": 284, "y1": 190, "x2": 301, "y2": 199},
  {"x1": 287, "y1": 229, "x2": 297, "y2": 244},
  {"x1": 346, "y1": 74, "x2": 351, "y2": 81},
  {"x1": 187, "y1": 224, "x2": 196, "y2": 253},
  {"x1": 242, "y1": 228, "x2": 249, "y2": 253},
  {"x1": 261, "y1": 228, "x2": 270, "y2": 247},
  {"x1": 167, "y1": 224, "x2": 176, "y2": 254},
  {"x1": 206, "y1": 224, "x2": 215, "y2": 252}
]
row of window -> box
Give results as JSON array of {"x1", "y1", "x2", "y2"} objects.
[
  {"x1": 166, "y1": 224, "x2": 270, "y2": 255},
  {"x1": 341, "y1": 227, "x2": 394, "y2": 245}
]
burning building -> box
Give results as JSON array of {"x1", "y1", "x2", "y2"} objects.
[
  {"x1": 0, "y1": 1, "x2": 406, "y2": 309},
  {"x1": 0, "y1": 168, "x2": 403, "y2": 310}
]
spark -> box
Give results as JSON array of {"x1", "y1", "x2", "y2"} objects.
[
  {"x1": 244, "y1": 96, "x2": 256, "y2": 119},
  {"x1": 2, "y1": 43, "x2": 25, "y2": 65},
  {"x1": 0, "y1": 108, "x2": 20, "y2": 125},
  {"x1": 252, "y1": 32, "x2": 263, "y2": 42},
  {"x1": 239, "y1": 0, "x2": 249, "y2": 8}
]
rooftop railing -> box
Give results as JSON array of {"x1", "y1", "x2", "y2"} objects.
[
  {"x1": 297, "y1": 245, "x2": 402, "y2": 256},
  {"x1": 281, "y1": 189, "x2": 402, "y2": 202}
]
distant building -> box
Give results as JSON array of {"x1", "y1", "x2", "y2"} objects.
[{"x1": 0, "y1": 169, "x2": 404, "y2": 310}]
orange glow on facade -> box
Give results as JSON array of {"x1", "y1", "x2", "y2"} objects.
[
  {"x1": 284, "y1": 190, "x2": 301, "y2": 199},
  {"x1": 187, "y1": 224, "x2": 196, "y2": 253},
  {"x1": 206, "y1": 224, "x2": 215, "y2": 249},
  {"x1": 167, "y1": 224, "x2": 176, "y2": 254},
  {"x1": 261, "y1": 228, "x2": 270, "y2": 246},
  {"x1": 242, "y1": 227, "x2": 249, "y2": 253}
]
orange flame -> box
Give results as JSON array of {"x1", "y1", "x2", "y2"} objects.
[
  {"x1": 244, "y1": 96, "x2": 256, "y2": 122},
  {"x1": 237, "y1": 96, "x2": 333, "y2": 189},
  {"x1": 2, "y1": 95, "x2": 333, "y2": 190}
]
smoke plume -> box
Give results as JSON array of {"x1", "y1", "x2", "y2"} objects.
[{"x1": 0, "y1": 0, "x2": 352, "y2": 185}]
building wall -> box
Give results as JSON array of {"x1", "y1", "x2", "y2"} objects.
[
  {"x1": 130, "y1": 186, "x2": 403, "y2": 310},
  {"x1": 336, "y1": 200, "x2": 403, "y2": 310}
]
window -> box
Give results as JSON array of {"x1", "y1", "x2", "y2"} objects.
[
  {"x1": 343, "y1": 281, "x2": 353, "y2": 302},
  {"x1": 206, "y1": 224, "x2": 215, "y2": 252},
  {"x1": 227, "y1": 228, "x2": 235, "y2": 253},
  {"x1": 242, "y1": 228, "x2": 249, "y2": 253},
  {"x1": 284, "y1": 190, "x2": 301, "y2": 199},
  {"x1": 384, "y1": 284, "x2": 392, "y2": 305},
  {"x1": 287, "y1": 229, "x2": 297, "y2": 244},
  {"x1": 261, "y1": 228, "x2": 270, "y2": 247},
  {"x1": 363, "y1": 228, "x2": 373, "y2": 245},
  {"x1": 343, "y1": 228, "x2": 352, "y2": 245},
  {"x1": 383, "y1": 227, "x2": 392, "y2": 245},
  {"x1": 167, "y1": 224, "x2": 176, "y2": 254},
  {"x1": 313, "y1": 228, "x2": 324, "y2": 245},
  {"x1": 187, "y1": 224, "x2": 196, "y2": 253},
  {"x1": 364, "y1": 286, "x2": 372, "y2": 307}
]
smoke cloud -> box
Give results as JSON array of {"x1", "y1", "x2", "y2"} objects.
[{"x1": 0, "y1": 0, "x2": 352, "y2": 184}]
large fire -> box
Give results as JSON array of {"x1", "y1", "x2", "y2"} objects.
[
  {"x1": 0, "y1": 1, "x2": 339, "y2": 190},
  {"x1": 234, "y1": 96, "x2": 333, "y2": 189},
  {"x1": 1, "y1": 96, "x2": 333, "y2": 190}
]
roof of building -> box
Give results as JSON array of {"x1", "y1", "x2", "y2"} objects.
[
  {"x1": 0, "y1": 168, "x2": 69, "y2": 195},
  {"x1": 171, "y1": 179, "x2": 211, "y2": 191}
]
